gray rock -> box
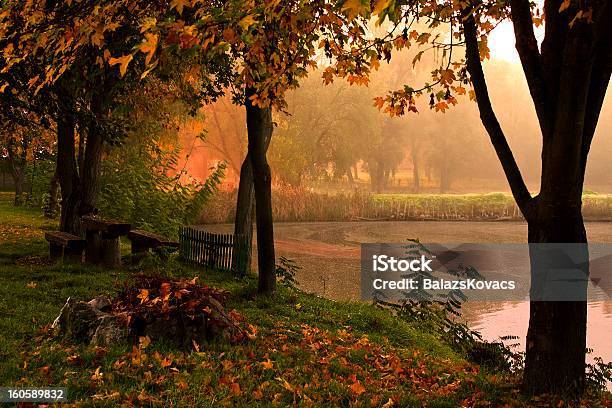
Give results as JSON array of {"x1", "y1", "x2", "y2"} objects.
[
  {"x1": 88, "y1": 296, "x2": 112, "y2": 312},
  {"x1": 53, "y1": 297, "x2": 127, "y2": 346},
  {"x1": 91, "y1": 314, "x2": 127, "y2": 346}
]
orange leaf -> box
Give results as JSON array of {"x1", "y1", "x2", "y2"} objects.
[
  {"x1": 350, "y1": 380, "x2": 366, "y2": 395},
  {"x1": 108, "y1": 54, "x2": 133, "y2": 77},
  {"x1": 139, "y1": 33, "x2": 158, "y2": 65},
  {"x1": 230, "y1": 382, "x2": 242, "y2": 396},
  {"x1": 136, "y1": 288, "x2": 149, "y2": 304}
]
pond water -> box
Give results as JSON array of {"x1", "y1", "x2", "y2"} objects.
[{"x1": 200, "y1": 221, "x2": 612, "y2": 384}]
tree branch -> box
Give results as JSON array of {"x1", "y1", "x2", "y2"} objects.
[
  {"x1": 540, "y1": 0, "x2": 569, "y2": 128},
  {"x1": 510, "y1": 0, "x2": 548, "y2": 134},
  {"x1": 580, "y1": 0, "x2": 612, "y2": 174},
  {"x1": 463, "y1": 12, "x2": 533, "y2": 217}
]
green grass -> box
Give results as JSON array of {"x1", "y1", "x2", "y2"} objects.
[{"x1": 0, "y1": 192, "x2": 609, "y2": 406}]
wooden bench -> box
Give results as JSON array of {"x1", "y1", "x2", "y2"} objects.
[
  {"x1": 127, "y1": 230, "x2": 179, "y2": 260},
  {"x1": 81, "y1": 215, "x2": 131, "y2": 267},
  {"x1": 45, "y1": 231, "x2": 86, "y2": 263}
]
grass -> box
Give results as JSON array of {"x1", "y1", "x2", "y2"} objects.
[{"x1": 0, "y1": 192, "x2": 610, "y2": 406}]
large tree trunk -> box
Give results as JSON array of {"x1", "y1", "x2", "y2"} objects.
[
  {"x1": 56, "y1": 93, "x2": 106, "y2": 234},
  {"x1": 233, "y1": 123, "x2": 272, "y2": 277},
  {"x1": 56, "y1": 113, "x2": 81, "y2": 234},
  {"x1": 523, "y1": 201, "x2": 588, "y2": 394},
  {"x1": 245, "y1": 89, "x2": 276, "y2": 294},
  {"x1": 79, "y1": 97, "x2": 104, "y2": 218},
  {"x1": 233, "y1": 155, "x2": 256, "y2": 276}
]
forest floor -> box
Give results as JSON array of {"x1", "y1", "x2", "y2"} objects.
[{"x1": 0, "y1": 192, "x2": 610, "y2": 407}]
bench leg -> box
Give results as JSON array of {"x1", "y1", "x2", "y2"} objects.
[
  {"x1": 49, "y1": 243, "x2": 63, "y2": 262},
  {"x1": 86, "y1": 230, "x2": 101, "y2": 264},
  {"x1": 101, "y1": 237, "x2": 121, "y2": 268},
  {"x1": 130, "y1": 242, "x2": 150, "y2": 264},
  {"x1": 64, "y1": 248, "x2": 83, "y2": 264}
]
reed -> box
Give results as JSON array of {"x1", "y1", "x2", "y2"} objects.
[{"x1": 198, "y1": 188, "x2": 612, "y2": 224}]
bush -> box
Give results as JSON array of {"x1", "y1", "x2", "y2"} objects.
[{"x1": 99, "y1": 140, "x2": 224, "y2": 239}]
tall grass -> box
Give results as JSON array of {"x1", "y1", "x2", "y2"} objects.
[{"x1": 198, "y1": 187, "x2": 612, "y2": 224}]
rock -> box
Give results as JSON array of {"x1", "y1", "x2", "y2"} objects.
[
  {"x1": 88, "y1": 296, "x2": 112, "y2": 312},
  {"x1": 53, "y1": 297, "x2": 127, "y2": 346},
  {"x1": 91, "y1": 315, "x2": 127, "y2": 346}
]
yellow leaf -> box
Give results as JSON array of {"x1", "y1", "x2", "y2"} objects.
[
  {"x1": 342, "y1": 0, "x2": 369, "y2": 20},
  {"x1": 170, "y1": 0, "x2": 189, "y2": 15},
  {"x1": 261, "y1": 359, "x2": 274, "y2": 370},
  {"x1": 140, "y1": 17, "x2": 157, "y2": 33},
  {"x1": 372, "y1": 0, "x2": 391, "y2": 16},
  {"x1": 91, "y1": 366, "x2": 103, "y2": 381},
  {"x1": 108, "y1": 54, "x2": 133, "y2": 77},
  {"x1": 238, "y1": 14, "x2": 257, "y2": 31},
  {"x1": 26, "y1": 281, "x2": 37, "y2": 289}
]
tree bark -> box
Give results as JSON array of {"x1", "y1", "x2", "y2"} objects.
[
  {"x1": 7, "y1": 139, "x2": 27, "y2": 206},
  {"x1": 56, "y1": 112, "x2": 82, "y2": 234},
  {"x1": 46, "y1": 171, "x2": 59, "y2": 218},
  {"x1": 233, "y1": 120, "x2": 272, "y2": 277},
  {"x1": 79, "y1": 97, "x2": 103, "y2": 218},
  {"x1": 523, "y1": 199, "x2": 588, "y2": 394},
  {"x1": 11, "y1": 163, "x2": 25, "y2": 206},
  {"x1": 245, "y1": 89, "x2": 276, "y2": 294},
  {"x1": 233, "y1": 155, "x2": 256, "y2": 276}
]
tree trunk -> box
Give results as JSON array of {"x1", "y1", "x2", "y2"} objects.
[
  {"x1": 245, "y1": 89, "x2": 276, "y2": 294},
  {"x1": 411, "y1": 140, "x2": 420, "y2": 192},
  {"x1": 56, "y1": 112, "x2": 81, "y2": 235},
  {"x1": 370, "y1": 161, "x2": 383, "y2": 193},
  {"x1": 439, "y1": 164, "x2": 451, "y2": 193},
  {"x1": 522, "y1": 202, "x2": 588, "y2": 395},
  {"x1": 46, "y1": 172, "x2": 59, "y2": 218},
  {"x1": 79, "y1": 97, "x2": 104, "y2": 218},
  {"x1": 233, "y1": 155, "x2": 255, "y2": 276},
  {"x1": 7, "y1": 143, "x2": 27, "y2": 206},
  {"x1": 233, "y1": 123, "x2": 272, "y2": 277},
  {"x1": 12, "y1": 166, "x2": 25, "y2": 206},
  {"x1": 346, "y1": 166, "x2": 354, "y2": 184}
]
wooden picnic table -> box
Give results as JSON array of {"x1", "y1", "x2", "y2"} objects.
[{"x1": 81, "y1": 215, "x2": 130, "y2": 267}]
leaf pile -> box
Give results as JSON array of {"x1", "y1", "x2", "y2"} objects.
[{"x1": 111, "y1": 274, "x2": 251, "y2": 346}]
